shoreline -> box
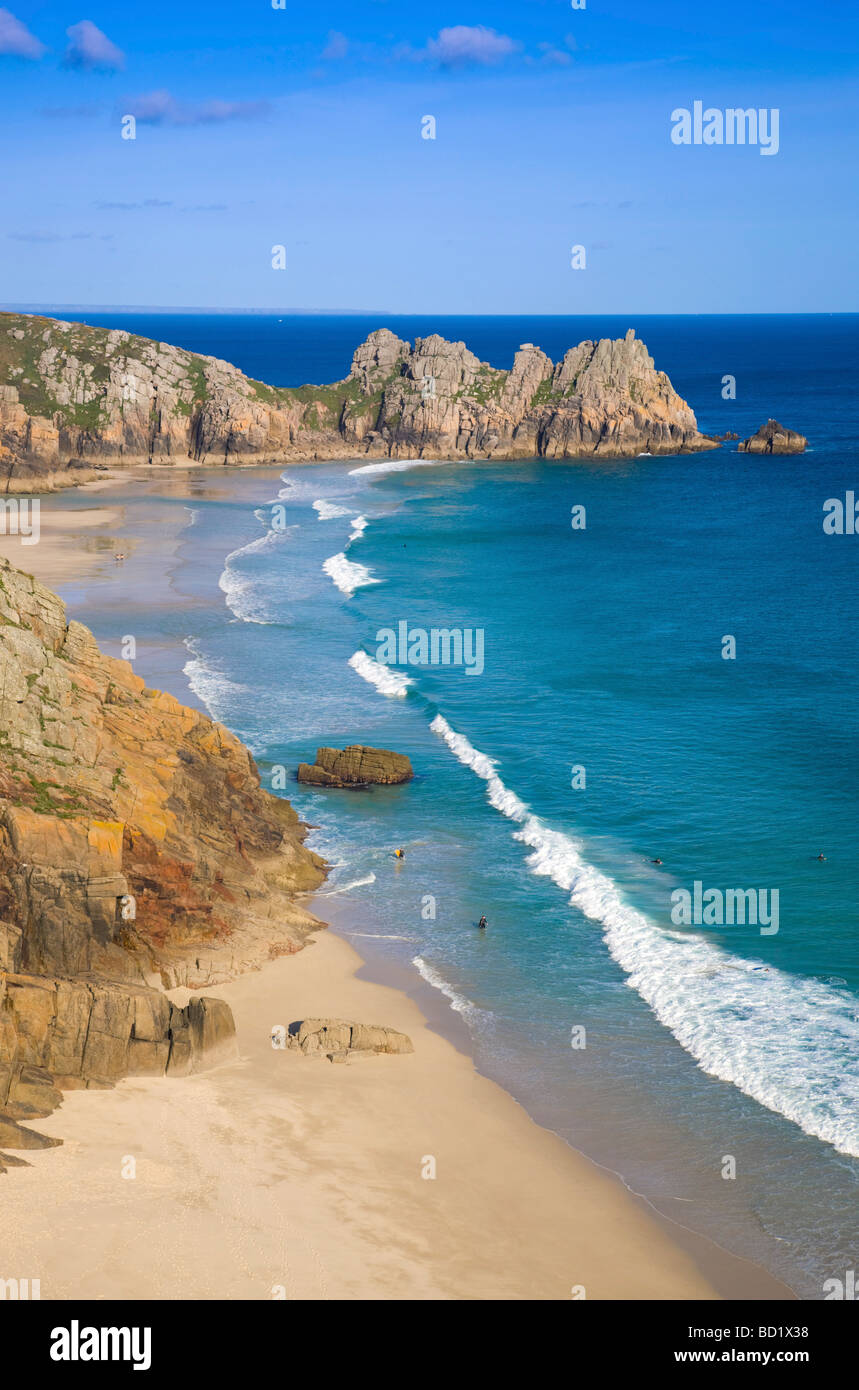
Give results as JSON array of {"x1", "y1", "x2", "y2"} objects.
[
  {"x1": 0, "y1": 924, "x2": 790, "y2": 1299},
  {"x1": 0, "y1": 466, "x2": 794, "y2": 1300}
]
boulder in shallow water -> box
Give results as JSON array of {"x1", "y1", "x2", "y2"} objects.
[{"x1": 297, "y1": 745, "x2": 413, "y2": 788}]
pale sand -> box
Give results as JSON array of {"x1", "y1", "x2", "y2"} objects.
[
  {"x1": 1, "y1": 927, "x2": 796, "y2": 1301},
  {"x1": 0, "y1": 928, "x2": 771, "y2": 1301},
  {"x1": 0, "y1": 495, "x2": 130, "y2": 586},
  {"x1": 0, "y1": 472, "x2": 793, "y2": 1300}
]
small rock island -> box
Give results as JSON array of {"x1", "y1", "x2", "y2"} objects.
[
  {"x1": 739, "y1": 419, "x2": 807, "y2": 455},
  {"x1": 297, "y1": 746, "x2": 414, "y2": 788}
]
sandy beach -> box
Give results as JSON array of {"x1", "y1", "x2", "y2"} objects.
[
  {"x1": 0, "y1": 469, "x2": 793, "y2": 1301},
  {"x1": 1, "y1": 925, "x2": 788, "y2": 1300}
]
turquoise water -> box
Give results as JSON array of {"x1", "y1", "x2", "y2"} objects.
[{"x1": 53, "y1": 314, "x2": 859, "y2": 1295}]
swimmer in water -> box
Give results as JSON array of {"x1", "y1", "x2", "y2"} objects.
[
  {"x1": 816, "y1": 853, "x2": 827, "y2": 861},
  {"x1": 394, "y1": 848, "x2": 405, "y2": 860},
  {"x1": 651, "y1": 858, "x2": 663, "y2": 865},
  {"x1": 478, "y1": 916, "x2": 487, "y2": 930}
]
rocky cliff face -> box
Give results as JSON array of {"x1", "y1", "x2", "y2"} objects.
[
  {"x1": 0, "y1": 560, "x2": 325, "y2": 1159},
  {"x1": 0, "y1": 313, "x2": 715, "y2": 483}
]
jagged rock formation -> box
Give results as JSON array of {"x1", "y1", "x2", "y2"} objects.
[
  {"x1": 739, "y1": 419, "x2": 807, "y2": 455},
  {"x1": 0, "y1": 559, "x2": 325, "y2": 1157},
  {"x1": 0, "y1": 313, "x2": 715, "y2": 483},
  {"x1": 282, "y1": 1018, "x2": 414, "y2": 1062},
  {"x1": 297, "y1": 745, "x2": 413, "y2": 788}
]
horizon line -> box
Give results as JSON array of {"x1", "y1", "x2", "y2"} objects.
[{"x1": 1, "y1": 305, "x2": 857, "y2": 318}]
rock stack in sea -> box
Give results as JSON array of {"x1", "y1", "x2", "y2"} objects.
[
  {"x1": 739, "y1": 419, "x2": 807, "y2": 455},
  {"x1": 297, "y1": 745, "x2": 414, "y2": 788}
]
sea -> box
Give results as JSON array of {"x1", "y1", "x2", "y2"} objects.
[{"x1": 49, "y1": 311, "x2": 859, "y2": 1296}]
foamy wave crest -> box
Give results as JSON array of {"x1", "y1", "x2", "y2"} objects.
[
  {"x1": 219, "y1": 526, "x2": 292, "y2": 623},
  {"x1": 430, "y1": 714, "x2": 859, "y2": 1156},
  {"x1": 348, "y1": 650, "x2": 413, "y2": 697},
  {"x1": 413, "y1": 956, "x2": 479, "y2": 1019},
  {"x1": 323, "y1": 553, "x2": 378, "y2": 597},
  {"x1": 218, "y1": 570, "x2": 273, "y2": 624},
  {"x1": 183, "y1": 639, "x2": 249, "y2": 721},
  {"x1": 348, "y1": 458, "x2": 444, "y2": 477},
  {"x1": 317, "y1": 873, "x2": 377, "y2": 896},
  {"x1": 430, "y1": 714, "x2": 528, "y2": 819},
  {"x1": 313, "y1": 499, "x2": 352, "y2": 519},
  {"x1": 347, "y1": 515, "x2": 368, "y2": 544},
  {"x1": 347, "y1": 932, "x2": 417, "y2": 942}
]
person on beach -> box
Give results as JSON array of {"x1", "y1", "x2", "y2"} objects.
[{"x1": 478, "y1": 916, "x2": 488, "y2": 930}]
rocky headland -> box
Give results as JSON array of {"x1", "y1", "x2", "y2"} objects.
[
  {"x1": 0, "y1": 312, "x2": 717, "y2": 485},
  {"x1": 0, "y1": 559, "x2": 325, "y2": 1165},
  {"x1": 739, "y1": 419, "x2": 808, "y2": 455}
]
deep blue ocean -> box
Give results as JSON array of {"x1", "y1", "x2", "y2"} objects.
[{"x1": 55, "y1": 312, "x2": 859, "y2": 1296}]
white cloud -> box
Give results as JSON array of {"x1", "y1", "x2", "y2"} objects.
[
  {"x1": 64, "y1": 20, "x2": 125, "y2": 72},
  {"x1": 0, "y1": 8, "x2": 45, "y2": 59},
  {"x1": 415, "y1": 26, "x2": 519, "y2": 68},
  {"x1": 124, "y1": 89, "x2": 271, "y2": 126},
  {"x1": 322, "y1": 31, "x2": 349, "y2": 61}
]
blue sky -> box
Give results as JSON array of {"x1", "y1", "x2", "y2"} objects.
[{"x1": 1, "y1": 0, "x2": 857, "y2": 312}]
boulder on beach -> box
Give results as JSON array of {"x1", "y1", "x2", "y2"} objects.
[
  {"x1": 739, "y1": 419, "x2": 807, "y2": 455},
  {"x1": 297, "y1": 745, "x2": 413, "y2": 788},
  {"x1": 284, "y1": 1018, "x2": 414, "y2": 1060}
]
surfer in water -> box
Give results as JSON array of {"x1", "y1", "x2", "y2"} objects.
[
  {"x1": 394, "y1": 848, "x2": 405, "y2": 860},
  {"x1": 651, "y1": 858, "x2": 663, "y2": 866},
  {"x1": 477, "y1": 916, "x2": 488, "y2": 930},
  {"x1": 816, "y1": 852, "x2": 827, "y2": 861}
]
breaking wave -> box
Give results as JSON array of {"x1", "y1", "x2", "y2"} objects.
[
  {"x1": 322, "y1": 552, "x2": 378, "y2": 596},
  {"x1": 348, "y1": 649, "x2": 413, "y2": 697},
  {"x1": 429, "y1": 713, "x2": 859, "y2": 1156}
]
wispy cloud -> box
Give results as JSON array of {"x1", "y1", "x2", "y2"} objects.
[
  {"x1": 123, "y1": 89, "x2": 271, "y2": 126},
  {"x1": 8, "y1": 231, "x2": 112, "y2": 243},
  {"x1": 94, "y1": 198, "x2": 173, "y2": 210},
  {"x1": 321, "y1": 31, "x2": 349, "y2": 61},
  {"x1": 402, "y1": 26, "x2": 519, "y2": 68},
  {"x1": 0, "y1": 8, "x2": 45, "y2": 59},
  {"x1": 40, "y1": 102, "x2": 104, "y2": 118},
  {"x1": 64, "y1": 20, "x2": 125, "y2": 72},
  {"x1": 538, "y1": 44, "x2": 573, "y2": 67}
]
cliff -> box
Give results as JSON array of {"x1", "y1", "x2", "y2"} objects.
[
  {"x1": 0, "y1": 313, "x2": 715, "y2": 484},
  {"x1": 0, "y1": 560, "x2": 325, "y2": 1158}
]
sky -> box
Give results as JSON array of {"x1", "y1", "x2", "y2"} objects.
[{"x1": 1, "y1": 0, "x2": 857, "y2": 313}]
